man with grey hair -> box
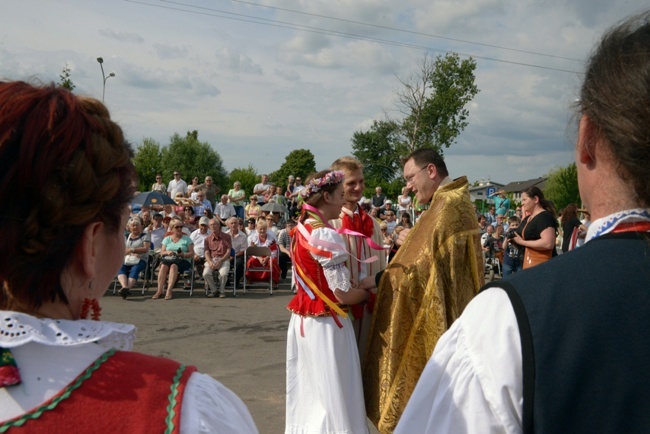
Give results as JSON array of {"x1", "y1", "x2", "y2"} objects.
[{"x1": 203, "y1": 218, "x2": 232, "y2": 298}]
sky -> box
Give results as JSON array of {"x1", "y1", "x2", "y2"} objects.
[{"x1": 1, "y1": 0, "x2": 647, "y2": 185}]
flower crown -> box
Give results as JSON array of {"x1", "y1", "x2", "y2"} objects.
[{"x1": 299, "y1": 170, "x2": 345, "y2": 199}]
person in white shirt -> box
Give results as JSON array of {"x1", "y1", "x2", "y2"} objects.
[
  {"x1": 167, "y1": 170, "x2": 188, "y2": 198},
  {"x1": 190, "y1": 216, "x2": 212, "y2": 275},
  {"x1": 394, "y1": 12, "x2": 650, "y2": 433},
  {"x1": 226, "y1": 217, "x2": 248, "y2": 289},
  {"x1": 214, "y1": 194, "x2": 236, "y2": 226},
  {"x1": 253, "y1": 174, "x2": 272, "y2": 205}
]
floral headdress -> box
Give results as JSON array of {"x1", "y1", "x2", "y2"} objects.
[{"x1": 299, "y1": 170, "x2": 345, "y2": 200}]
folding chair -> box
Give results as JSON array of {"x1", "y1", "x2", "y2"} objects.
[
  {"x1": 224, "y1": 248, "x2": 238, "y2": 297},
  {"x1": 182, "y1": 256, "x2": 197, "y2": 296},
  {"x1": 243, "y1": 245, "x2": 274, "y2": 295}
]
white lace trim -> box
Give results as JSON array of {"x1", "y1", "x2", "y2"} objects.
[
  {"x1": 0, "y1": 311, "x2": 135, "y2": 351},
  {"x1": 322, "y1": 262, "x2": 351, "y2": 293}
]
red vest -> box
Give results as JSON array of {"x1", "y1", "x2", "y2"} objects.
[
  {"x1": 287, "y1": 223, "x2": 340, "y2": 317},
  {"x1": 1, "y1": 350, "x2": 196, "y2": 433}
]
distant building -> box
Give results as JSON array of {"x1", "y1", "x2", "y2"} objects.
[
  {"x1": 501, "y1": 177, "x2": 546, "y2": 202},
  {"x1": 469, "y1": 178, "x2": 505, "y2": 203}
]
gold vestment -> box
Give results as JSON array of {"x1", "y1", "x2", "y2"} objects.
[{"x1": 363, "y1": 176, "x2": 483, "y2": 433}]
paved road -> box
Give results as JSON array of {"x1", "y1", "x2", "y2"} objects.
[{"x1": 102, "y1": 280, "x2": 292, "y2": 433}]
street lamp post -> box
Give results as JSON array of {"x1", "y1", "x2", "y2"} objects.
[{"x1": 96, "y1": 57, "x2": 115, "y2": 102}]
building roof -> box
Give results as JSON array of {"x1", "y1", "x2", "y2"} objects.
[{"x1": 502, "y1": 177, "x2": 546, "y2": 193}]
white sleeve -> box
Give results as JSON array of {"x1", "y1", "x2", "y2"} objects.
[
  {"x1": 180, "y1": 372, "x2": 259, "y2": 434},
  {"x1": 394, "y1": 288, "x2": 524, "y2": 434},
  {"x1": 309, "y1": 227, "x2": 351, "y2": 292}
]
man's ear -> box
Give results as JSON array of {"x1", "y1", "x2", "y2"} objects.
[
  {"x1": 74, "y1": 222, "x2": 104, "y2": 282},
  {"x1": 577, "y1": 114, "x2": 597, "y2": 166}
]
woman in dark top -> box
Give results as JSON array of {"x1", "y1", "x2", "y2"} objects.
[
  {"x1": 560, "y1": 203, "x2": 588, "y2": 253},
  {"x1": 513, "y1": 186, "x2": 558, "y2": 269}
]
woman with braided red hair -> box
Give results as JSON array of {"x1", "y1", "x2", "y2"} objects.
[
  {"x1": 0, "y1": 82, "x2": 257, "y2": 433},
  {"x1": 286, "y1": 169, "x2": 373, "y2": 434}
]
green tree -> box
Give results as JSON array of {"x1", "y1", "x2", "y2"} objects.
[
  {"x1": 351, "y1": 119, "x2": 403, "y2": 193},
  {"x1": 270, "y1": 149, "x2": 317, "y2": 188},
  {"x1": 58, "y1": 63, "x2": 75, "y2": 91},
  {"x1": 544, "y1": 163, "x2": 580, "y2": 211},
  {"x1": 133, "y1": 138, "x2": 163, "y2": 191},
  {"x1": 160, "y1": 130, "x2": 228, "y2": 191},
  {"x1": 399, "y1": 52, "x2": 479, "y2": 153},
  {"x1": 228, "y1": 164, "x2": 259, "y2": 198}
]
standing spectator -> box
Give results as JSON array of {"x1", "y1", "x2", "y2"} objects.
[
  {"x1": 214, "y1": 194, "x2": 236, "y2": 226},
  {"x1": 560, "y1": 203, "x2": 588, "y2": 253},
  {"x1": 397, "y1": 186, "x2": 412, "y2": 214},
  {"x1": 478, "y1": 214, "x2": 488, "y2": 234},
  {"x1": 372, "y1": 186, "x2": 386, "y2": 211},
  {"x1": 512, "y1": 186, "x2": 557, "y2": 269},
  {"x1": 151, "y1": 173, "x2": 167, "y2": 194},
  {"x1": 187, "y1": 176, "x2": 201, "y2": 198},
  {"x1": 490, "y1": 189, "x2": 511, "y2": 216},
  {"x1": 253, "y1": 174, "x2": 272, "y2": 205},
  {"x1": 485, "y1": 205, "x2": 497, "y2": 225},
  {"x1": 199, "y1": 176, "x2": 220, "y2": 208},
  {"x1": 227, "y1": 181, "x2": 246, "y2": 220},
  {"x1": 577, "y1": 209, "x2": 592, "y2": 247},
  {"x1": 167, "y1": 170, "x2": 188, "y2": 198},
  {"x1": 288, "y1": 176, "x2": 305, "y2": 217},
  {"x1": 272, "y1": 185, "x2": 287, "y2": 206},
  {"x1": 515, "y1": 206, "x2": 523, "y2": 219},
  {"x1": 395, "y1": 13, "x2": 650, "y2": 432},
  {"x1": 495, "y1": 214, "x2": 508, "y2": 232},
  {"x1": 226, "y1": 217, "x2": 247, "y2": 289},
  {"x1": 277, "y1": 219, "x2": 295, "y2": 280},
  {"x1": 203, "y1": 218, "x2": 232, "y2": 298},
  {"x1": 501, "y1": 216, "x2": 523, "y2": 277}
]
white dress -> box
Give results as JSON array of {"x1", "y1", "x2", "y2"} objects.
[
  {"x1": 285, "y1": 225, "x2": 369, "y2": 434},
  {"x1": 0, "y1": 311, "x2": 258, "y2": 434}
]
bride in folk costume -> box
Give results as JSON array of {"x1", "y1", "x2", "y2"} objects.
[{"x1": 285, "y1": 170, "x2": 373, "y2": 434}]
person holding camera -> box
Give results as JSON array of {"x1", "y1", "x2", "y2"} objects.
[{"x1": 502, "y1": 216, "x2": 524, "y2": 277}]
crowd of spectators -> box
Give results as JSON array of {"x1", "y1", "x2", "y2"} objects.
[{"x1": 125, "y1": 170, "x2": 591, "y2": 294}]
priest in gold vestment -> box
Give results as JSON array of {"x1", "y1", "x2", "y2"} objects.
[{"x1": 362, "y1": 148, "x2": 483, "y2": 433}]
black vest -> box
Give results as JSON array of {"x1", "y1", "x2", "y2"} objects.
[{"x1": 485, "y1": 232, "x2": 650, "y2": 433}]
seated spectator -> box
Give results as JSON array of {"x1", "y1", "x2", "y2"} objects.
[
  {"x1": 193, "y1": 190, "x2": 213, "y2": 216},
  {"x1": 203, "y1": 218, "x2": 232, "y2": 298},
  {"x1": 245, "y1": 195, "x2": 261, "y2": 220},
  {"x1": 190, "y1": 216, "x2": 212, "y2": 277},
  {"x1": 154, "y1": 218, "x2": 194, "y2": 300},
  {"x1": 277, "y1": 219, "x2": 296, "y2": 280},
  {"x1": 245, "y1": 217, "x2": 256, "y2": 236},
  {"x1": 245, "y1": 219, "x2": 280, "y2": 288},
  {"x1": 384, "y1": 210, "x2": 398, "y2": 234},
  {"x1": 145, "y1": 212, "x2": 167, "y2": 274},
  {"x1": 140, "y1": 210, "x2": 152, "y2": 228},
  {"x1": 117, "y1": 218, "x2": 151, "y2": 299},
  {"x1": 379, "y1": 200, "x2": 394, "y2": 220},
  {"x1": 400, "y1": 212, "x2": 413, "y2": 229},
  {"x1": 226, "y1": 216, "x2": 248, "y2": 289},
  {"x1": 215, "y1": 194, "x2": 237, "y2": 226}
]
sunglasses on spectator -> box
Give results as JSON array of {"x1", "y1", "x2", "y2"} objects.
[
  {"x1": 174, "y1": 173, "x2": 180, "y2": 176},
  {"x1": 173, "y1": 225, "x2": 183, "y2": 229}
]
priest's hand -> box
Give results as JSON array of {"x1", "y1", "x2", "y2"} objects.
[{"x1": 395, "y1": 227, "x2": 411, "y2": 246}]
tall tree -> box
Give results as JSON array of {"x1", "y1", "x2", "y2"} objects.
[
  {"x1": 351, "y1": 119, "x2": 403, "y2": 195},
  {"x1": 270, "y1": 149, "x2": 317, "y2": 187},
  {"x1": 399, "y1": 52, "x2": 479, "y2": 153},
  {"x1": 160, "y1": 131, "x2": 228, "y2": 190},
  {"x1": 58, "y1": 63, "x2": 75, "y2": 91},
  {"x1": 228, "y1": 164, "x2": 259, "y2": 198},
  {"x1": 544, "y1": 163, "x2": 581, "y2": 211},
  {"x1": 133, "y1": 138, "x2": 163, "y2": 192}
]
